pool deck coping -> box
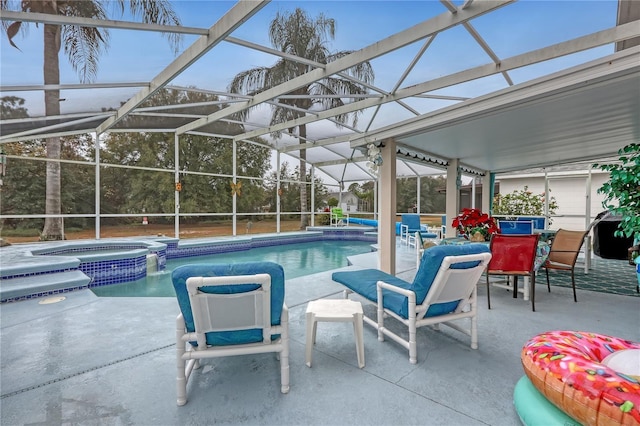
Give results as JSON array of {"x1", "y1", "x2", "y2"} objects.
[{"x1": 0, "y1": 228, "x2": 380, "y2": 302}]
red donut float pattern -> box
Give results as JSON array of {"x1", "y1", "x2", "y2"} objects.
[{"x1": 522, "y1": 331, "x2": 640, "y2": 426}]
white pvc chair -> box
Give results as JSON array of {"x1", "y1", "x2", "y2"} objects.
[
  {"x1": 173, "y1": 262, "x2": 289, "y2": 406},
  {"x1": 333, "y1": 245, "x2": 491, "y2": 364}
]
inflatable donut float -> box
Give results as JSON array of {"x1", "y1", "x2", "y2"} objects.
[{"x1": 521, "y1": 331, "x2": 640, "y2": 426}]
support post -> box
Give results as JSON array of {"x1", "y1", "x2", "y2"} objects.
[
  {"x1": 445, "y1": 159, "x2": 460, "y2": 237},
  {"x1": 482, "y1": 173, "x2": 492, "y2": 214},
  {"x1": 310, "y1": 165, "x2": 315, "y2": 227},
  {"x1": 276, "y1": 151, "x2": 281, "y2": 233},
  {"x1": 174, "y1": 133, "x2": 180, "y2": 238},
  {"x1": 379, "y1": 138, "x2": 397, "y2": 274},
  {"x1": 232, "y1": 140, "x2": 237, "y2": 237},
  {"x1": 95, "y1": 131, "x2": 101, "y2": 239}
]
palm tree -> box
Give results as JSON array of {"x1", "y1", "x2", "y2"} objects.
[
  {"x1": 2, "y1": 1, "x2": 181, "y2": 240},
  {"x1": 229, "y1": 8, "x2": 374, "y2": 229}
]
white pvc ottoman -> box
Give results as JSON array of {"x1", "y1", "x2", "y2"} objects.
[{"x1": 305, "y1": 298, "x2": 365, "y2": 369}]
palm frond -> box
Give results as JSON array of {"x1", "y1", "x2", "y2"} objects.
[
  {"x1": 232, "y1": 7, "x2": 374, "y2": 138},
  {"x1": 6, "y1": 21, "x2": 22, "y2": 49},
  {"x1": 227, "y1": 66, "x2": 271, "y2": 122},
  {"x1": 122, "y1": 0, "x2": 182, "y2": 54},
  {"x1": 59, "y1": 1, "x2": 109, "y2": 83}
]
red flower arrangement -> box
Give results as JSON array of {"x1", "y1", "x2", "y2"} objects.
[{"x1": 452, "y1": 208, "x2": 499, "y2": 240}]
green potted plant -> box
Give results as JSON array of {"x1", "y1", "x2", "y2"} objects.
[
  {"x1": 594, "y1": 143, "x2": 640, "y2": 285},
  {"x1": 492, "y1": 186, "x2": 558, "y2": 224}
]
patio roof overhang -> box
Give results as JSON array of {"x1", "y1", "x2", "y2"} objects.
[{"x1": 354, "y1": 47, "x2": 640, "y2": 175}]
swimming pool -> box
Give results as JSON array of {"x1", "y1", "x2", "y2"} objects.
[{"x1": 90, "y1": 240, "x2": 373, "y2": 297}]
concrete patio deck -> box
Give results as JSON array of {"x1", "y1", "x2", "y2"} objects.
[{"x1": 1, "y1": 240, "x2": 638, "y2": 425}]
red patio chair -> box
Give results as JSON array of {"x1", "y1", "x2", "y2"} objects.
[{"x1": 486, "y1": 234, "x2": 540, "y2": 311}]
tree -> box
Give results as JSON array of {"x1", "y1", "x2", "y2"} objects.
[
  {"x1": 1, "y1": 96, "x2": 28, "y2": 118},
  {"x1": 0, "y1": 97, "x2": 41, "y2": 236},
  {"x1": 228, "y1": 8, "x2": 374, "y2": 229},
  {"x1": 1, "y1": 97, "x2": 96, "y2": 232},
  {"x1": 595, "y1": 144, "x2": 640, "y2": 241},
  {"x1": 2, "y1": 0, "x2": 181, "y2": 240},
  {"x1": 100, "y1": 88, "x2": 271, "y2": 223},
  {"x1": 397, "y1": 178, "x2": 417, "y2": 213},
  {"x1": 349, "y1": 181, "x2": 375, "y2": 212},
  {"x1": 419, "y1": 176, "x2": 446, "y2": 213}
]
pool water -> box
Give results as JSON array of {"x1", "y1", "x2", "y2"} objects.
[{"x1": 90, "y1": 240, "x2": 373, "y2": 297}]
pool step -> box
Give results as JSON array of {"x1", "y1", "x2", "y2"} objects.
[{"x1": 0, "y1": 270, "x2": 91, "y2": 302}]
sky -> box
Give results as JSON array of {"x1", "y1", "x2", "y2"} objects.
[
  {"x1": 0, "y1": 0, "x2": 622, "y2": 183},
  {"x1": 1, "y1": 1, "x2": 619, "y2": 115}
]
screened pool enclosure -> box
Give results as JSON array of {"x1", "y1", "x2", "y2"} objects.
[{"x1": 0, "y1": 0, "x2": 638, "y2": 243}]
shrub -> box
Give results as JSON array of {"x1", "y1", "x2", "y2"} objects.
[{"x1": 492, "y1": 186, "x2": 558, "y2": 223}]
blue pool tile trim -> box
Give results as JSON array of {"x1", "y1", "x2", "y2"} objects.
[{"x1": 0, "y1": 229, "x2": 377, "y2": 303}]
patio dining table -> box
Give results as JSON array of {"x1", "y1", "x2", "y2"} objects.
[{"x1": 439, "y1": 237, "x2": 551, "y2": 301}]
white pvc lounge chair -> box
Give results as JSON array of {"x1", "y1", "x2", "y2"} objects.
[
  {"x1": 332, "y1": 244, "x2": 491, "y2": 364},
  {"x1": 172, "y1": 262, "x2": 289, "y2": 406},
  {"x1": 399, "y1": 214, "x2": 438, "y2": 246}
]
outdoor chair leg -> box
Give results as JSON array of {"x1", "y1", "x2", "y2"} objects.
[
  {"x1": 545, "y1": 268, "x2": 551, "y2": 293},
  {"x1": 486, "y1": 274, "x2": 491, "y2": 309},
  {"x1": 545, "y1": 268, "x2": 550, "y2": 291},
  {"x1": 513, "y1": 276, "x2": 518, "y2": 298},
  {"x1": 176, "y1": 320, "x2": 187, "y2": 406},
  {"x1": 280, "y1": 311, "x2": 290, "y2": 394},
  {"x1": 571, "y1": 268, "x2": 577, "y2": 302},
  {"x1": 530, "y1": 273, "x2": 536, "y2": 312}
]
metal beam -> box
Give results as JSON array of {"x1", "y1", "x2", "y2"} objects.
[
  {"x1": 95, "y1": 0, "x2": 269, "y2": 134},
  {"x1": 0, "y1": 9, "x2": 208, "y2": 35},
  {"x1": 0, "y1": 129, "x2": 96, "y2": 143},
  {"x1": 313, "y1": 156, "x2": 367, "y2": 167},
  {"x1": 176, "y1": 0, "x2": 513, "y2": 135},
  {"x1": 0, "y1": 82, "x2": 149, "y2": 92},
  {"x1": 244, "y1": 21, "x2": 640, "y2": 144},
  {"x1": 280, "y1": 134, "x2": 353, "y2": 153},
  {"x1": 0, "y1": 114, "x2": 110, "y2": 141}
]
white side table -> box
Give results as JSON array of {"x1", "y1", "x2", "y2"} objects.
[{"x1": 305, "y1": 299, "x2": 365, "y2": 369}]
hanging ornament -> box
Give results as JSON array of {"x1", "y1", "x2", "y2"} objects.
[
  {"x1": 367, "y1": 143, "x2": 383, "y2": 176},
  {"x1": 230, "y1": 181, "x2": 242, "y2": 196}
]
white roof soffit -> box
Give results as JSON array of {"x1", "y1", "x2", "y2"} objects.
[{"x1": 350, "y1": 46, "x2": 640, "y2": 174}]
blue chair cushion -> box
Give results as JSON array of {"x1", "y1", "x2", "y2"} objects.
[
  {"x1": 333, "y1": 244, "x2": 490, "y2": 319},
  {"x1": 401, "y1": 214, "x2": 422, "y2": 232},
  {"x1": 332, "y1": 269, "x2": 413, "y2": 316},
  {"x1": 411, "y1": 244, "x2": 490, "y2": 316},
  {"x1": 172, "y1": 262, "x2": 285, "y2": 346},
  {"x1": 418, "y1": 229, "x2": 439, "y2": 239}
]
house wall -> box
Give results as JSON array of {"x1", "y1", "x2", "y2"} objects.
[
  {"x1": 497, "y1": 171, "x2": 610, "y2": 231},
  {"x1": 324, "y1": 192, "x2": 360, "y2": 213},
  {"x1": 340, "y1": 193, "x2": 359, "y2": 213}
]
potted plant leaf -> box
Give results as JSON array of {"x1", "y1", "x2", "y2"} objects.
[{"x1": 594, "y1": 143, "x2": 640, "y2": 285}]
